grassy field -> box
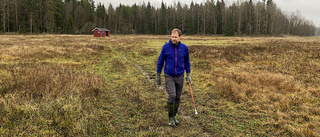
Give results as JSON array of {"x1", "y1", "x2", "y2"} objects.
[{"x1": 1, "y1": 34, "x2": 320, "y2": 136}]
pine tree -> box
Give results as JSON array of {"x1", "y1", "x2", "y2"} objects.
[
  {"x1": 146, "y1": 2, "x2": 153, "y2": 34},
  {"x1": 216, "y1": 0, "x2": 223, "y2": 34},
  {"x1": 225, "y1": 15, "x2": 234, "y2": 36},
  {"x1": 19, "y1": 19, "x2": 27, "y2": 33},
  {"x1": 107, "y1": 4, "x2": 115, "y2": 34},
  {"x1": 65, "y1": 16, "x2": 74, "y2": 34},
  {"x1": 158, "y1": 2, "x2": 167, "y2": 34}
]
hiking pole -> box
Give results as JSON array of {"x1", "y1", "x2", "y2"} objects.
[{"x1": 188, "y1": 82, "x2": 198, "y2": 115}]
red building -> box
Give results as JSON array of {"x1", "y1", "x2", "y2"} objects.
[{"x1": 92, "y1": 27, "x2": 110, "y2": 37}]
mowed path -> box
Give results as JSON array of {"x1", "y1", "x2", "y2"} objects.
[{"x1": 122, "y1": 54, "x2": 213, "y2": 136}]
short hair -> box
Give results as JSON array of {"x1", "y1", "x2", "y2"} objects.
[{"x1": 172, "y1": 28, "x2": 182, "y2": 36}]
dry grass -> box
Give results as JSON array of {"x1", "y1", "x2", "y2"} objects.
[
  {"x1": 1, "y1": 34, "x2": 320, "y2": 136},
  {"x1": 0, "y1": 35, "x2": 114, "y2": 136},
  {"x1": 192, "y1": 38, "x2": 320, "y2": 136},
  {"x1": 0, "y1": 35, "x2": 188, "y2": 136},
  {"x1": 1, "y1": 64, "x2": 106, "y2": 99}
]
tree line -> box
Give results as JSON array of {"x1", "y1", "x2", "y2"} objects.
[{"x1": 0, "y1": 0, "x2": 316, "y2": 36}]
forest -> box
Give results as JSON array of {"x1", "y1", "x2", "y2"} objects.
[{"x1": 0, "y1": 0, "x2": 317, "y2": 36}]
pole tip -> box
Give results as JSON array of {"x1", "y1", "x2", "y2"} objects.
[{"x1": 195, "y1": 109, "x2": 198, "y2": 115}]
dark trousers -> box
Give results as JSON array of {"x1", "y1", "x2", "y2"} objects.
[{"x1": 165, "y1": 74, "x2": 184, "y2": 104}]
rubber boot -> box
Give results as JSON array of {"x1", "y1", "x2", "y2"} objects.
[
  {"x1": 173, "y1": 103, "x2": 180, "y2": 125},
  {"x1": 167, "y1": 103, "x2": 175, "y2": 127}
]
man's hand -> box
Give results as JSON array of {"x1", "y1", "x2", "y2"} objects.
[
  {"x1": 186, "y1": 73, "x2": 191, "y2": 83},
  {"x1": 156, "y1": 72, "x2": 161, "y2": 85}
]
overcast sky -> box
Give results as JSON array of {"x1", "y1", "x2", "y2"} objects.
[{"x1": 94, "y1": 0, "x2": 320, "y2": 27}]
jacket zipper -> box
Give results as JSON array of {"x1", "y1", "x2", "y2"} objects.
[{"x1": 175, "y1": 47, "x2": 177, "y2": 76}]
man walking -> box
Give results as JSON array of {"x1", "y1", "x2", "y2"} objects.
[{"x1": 156, "y1": 28, "x2": 191, "y2": 127}]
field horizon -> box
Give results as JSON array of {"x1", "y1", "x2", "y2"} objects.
[{"x1": 1, "y1": 34, "x2": 320, "y2": 136}]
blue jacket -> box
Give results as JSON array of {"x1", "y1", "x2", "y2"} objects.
[{"x1": 157, "y1": 39, "x2": 191, "y2": 77}]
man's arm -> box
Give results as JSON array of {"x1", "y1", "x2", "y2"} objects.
[
  {"x1": 184, "y1": 46, "x2": 191, "y2": 73},
  {"x1": 185, "y1": 46, "x2": 191, "y2": 83},
  {"x1": 157, "y1": 45, "x2": 166, "y2": 73},
  {"x1": 156, "y1": 45, "x2": 166, "y2": 85}
]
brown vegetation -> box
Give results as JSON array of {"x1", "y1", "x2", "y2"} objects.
[
  {"x1": 188, "y1": 38, "x2": 320, "y2": 136},
  {"x1": 1, "y1": 35, "x2": 320, "y2": 136},
  {"x1": 0, "y1": 35, "x2": 113, "y2": 135}
]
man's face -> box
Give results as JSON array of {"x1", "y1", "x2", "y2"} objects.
[{"x1": 171, "y1": 32, "x2": 181, "y2": 45}]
